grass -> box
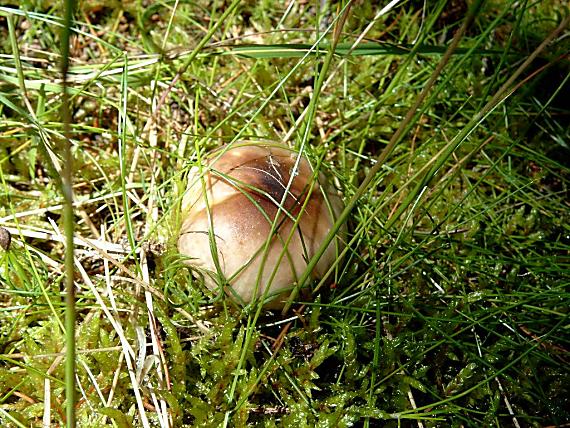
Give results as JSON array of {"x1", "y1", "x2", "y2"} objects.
[{"x1": 0, "y1": 0, "x2": 569, "y2": 426}]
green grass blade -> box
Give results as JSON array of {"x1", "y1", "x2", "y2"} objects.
[{"x1": 60, "y1": 0, "x2": 77, "y2": 427}]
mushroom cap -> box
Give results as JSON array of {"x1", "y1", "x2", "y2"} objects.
[
  {"x1": 177, "y1": 143, "x2": 344, "y2": 308},
  {"x1": 0, "y1": 227, "x2": 11, "y2": 251}
]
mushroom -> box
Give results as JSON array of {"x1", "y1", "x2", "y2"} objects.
[
  {"x1": 0, "y1": 227, "x2": 11, "y2": 251},
  {"x1": 177, "y1": 143, "x2": 344, "y2": 308}
]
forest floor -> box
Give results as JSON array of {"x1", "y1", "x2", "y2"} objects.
[{"x1": 0, "y1": 1, "x2": 569, "y2": 427}]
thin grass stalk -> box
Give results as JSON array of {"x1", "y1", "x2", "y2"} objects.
[
  {"x1": 0, "y1": 409, "x2": 28, "y2": 428},
  {"x1": 61, "y1": 0, "x2": 77, "y2": 426},
  {"x1": 261, "y1": 1, "x2": 352, "y2": 307},
  {"x1": 223, "y1": 5, "x2": 355, "y2": 417},
  {"x1": 385, "y1": 12, "x2": 570, "y2": 231},
  {"x1": 151, "y1": 0, "x2": 242, "y2": 122},
  {"x1": 401, "y1": 313, "x2": 568, "y2": 416},
  {"x1": 118, "y1": 55, "x2": 139, "y2": 265},
  {"x1": 297, "y1": 1, "x2": 352, "y2": 145},
  {"x1": 282, "y1": 0, "x2": 484, "y2": 314},
  {"x1": 428, "y1": 54, "x2": 569, "y2": 235},
  {"x1": 375, "y1": 294, "x2": 539, "y2": 388},
  {"x1": 7, "y1": 15, "x2": 27, "y2": 100}
]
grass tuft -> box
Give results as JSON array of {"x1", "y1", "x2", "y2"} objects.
[{"x1": 1, "y1": 1, "x2": 569, "y2": 426}]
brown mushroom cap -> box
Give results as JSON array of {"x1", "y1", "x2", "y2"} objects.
[
  {"x1": 177, "y1": 143, "x2": 344, "y2": 308},
  {"x1": 0, "y1": 227, "x2": 11, "y2": 251}
]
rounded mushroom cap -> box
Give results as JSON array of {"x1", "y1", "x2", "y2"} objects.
[{"x1": 177, "y1": 143, "x2": 344, "y2": 308}]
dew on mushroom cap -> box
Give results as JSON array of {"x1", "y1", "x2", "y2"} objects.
[{"x1": 177, "y1": 143, "x2": 344, "y2": 309}]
